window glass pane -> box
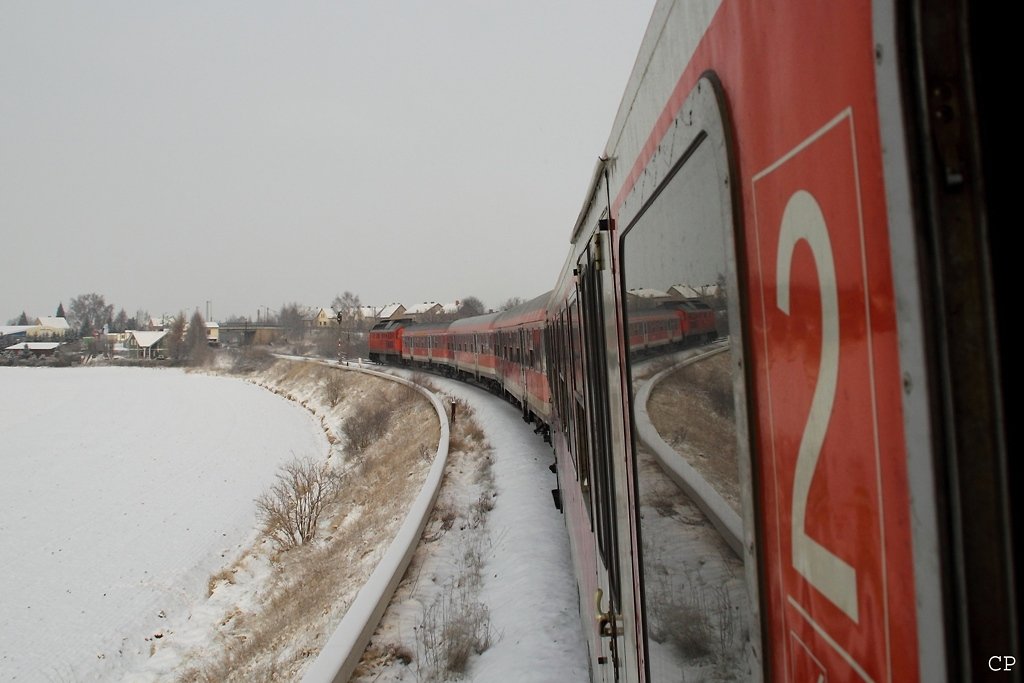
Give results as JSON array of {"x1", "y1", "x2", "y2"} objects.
[{"x1": 621, "y1": 134, "x2": 749, "y2": 680}]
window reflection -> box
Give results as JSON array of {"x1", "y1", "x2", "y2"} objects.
[{"x1": 622, "y1": 133, "x2": 749, "y2": 680}]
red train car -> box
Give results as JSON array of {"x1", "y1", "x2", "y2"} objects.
[
  {"x1": 545, "y1": 0, "x2": 1011, "y2": 681},
  {"x1": 449, "y1": 312, "x2": 500, "y2": 385},
  {"x1": 491, "y1": 292, "x2": 552, "y2": 426},
  {"x1": 399, "y1": 322, "x2": 453, "y2": 369}
]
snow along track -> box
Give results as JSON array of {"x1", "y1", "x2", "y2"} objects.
[
  {"x1": 354, "y1": 365, "x2": 590, "y2": 682},
  {"x1": 302, "y1": 361, "x2": 450, "y2": 683}
]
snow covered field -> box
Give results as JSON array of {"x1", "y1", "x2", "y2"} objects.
[
  {"x1": 1, "y1": 362, "x2": 593, "y2": 682},
  {"x1": 0, "y1": 367, "x2": 328, "y2": 681}
]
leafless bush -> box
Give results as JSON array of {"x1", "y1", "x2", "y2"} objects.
[
  {"x1": 256, "y1": 458, "x2": 341, "y2": 551},
  {"x1": 230, "y1": 347, "x2": 275, "y2": 374},
  {"x1": 469, "y1": 493, "x2": 495, "y2": 529},
  {"x1": 409, "y1": 371, "x2": 438, "y2": 392},
  {"x1": 324, "y1": 373, "x2": 345, "y2": 407},
  {"x1": 647, "y1": 487, "x2": 679, "y2": 519},
  {"x1": 343, "y1": 399, "x2": 396, "y2": 453},
  {"x1": 448, "y1": 399, "x2": 486, "y2": 454},
  {"x1": 357, "y1": 641, "x2": 414, "y2": 674},
  {"x1": 430, "y1": 501, "x2": 457, "y2": 531},
  {"x1": 707, "y1": 377, "x2": 735, "y2": 419},
  {"x1": 416, "y1": 538, "x2": 493, "y2": 679},
  {"x1": 650, "y1": 580, "x2": 713, "y2": 659},
  {"x1": 712, "y1": 584, "x2": 738, "y2": 661},
  {"x1": 207, "y1": 567, "x2": 237, "y2": 596},
  {"x1": 646, "y1": 567, "x2": 737, "y2": 662}
]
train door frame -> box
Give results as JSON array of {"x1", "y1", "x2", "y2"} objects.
[
  {"x1": 519, "y1": 327, "x2": 528, "y2": 413},
  {"x1": 611, "y1": 72, "x2": 763, "y2": 681},
  {"x1": 576, "y1": 225, "x2": 642, "y2": 682},
  {"x1": 874, "y1": 1, "x2": 1015, "y2": 677}
]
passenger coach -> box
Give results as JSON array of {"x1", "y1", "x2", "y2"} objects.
[{"x1": 545, "y1": 0, "x2": 1011, "y2": 681}]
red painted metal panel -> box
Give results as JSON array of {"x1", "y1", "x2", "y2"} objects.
[{"x1": 746, "y1": 98, "x2": 918, "y2": 683}]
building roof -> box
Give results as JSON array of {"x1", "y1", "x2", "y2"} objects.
[
  {"x1": 627, "y1": 288, "x2": 674, "y2": 299},
  {"x1": 405, "y1": 301, "x2": 442, "y2": 315},
  {"x1": 378, "y1": 303, "x2": 405, "y2": 319},
  {"x1": 129, "y1": 330, "x2": 168, "y2": 348},
  {"x1": 357, "y1": 305, "x2": 379, "y2": 318},
  {"x1": 5, "y1": 342, "x2": 60, "y2": 351},
  {"x1": 669, "y1": 283, "x2": 719, "y2": 299},
  {"x1": 35, "y1": 316, "x2": 70, "y2": 329},
  {"x1": 0, "y1": 325, "x2": 33, "y2": 336}
]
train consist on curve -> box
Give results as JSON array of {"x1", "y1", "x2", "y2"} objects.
[{"x1": 371, "y1": 0, "x2": 1012, "y2": 680}]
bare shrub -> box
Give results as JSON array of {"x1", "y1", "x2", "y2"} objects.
[
  {"x1": 647, "y1": 487, "x2": 678, "y2": 519},
  {"x1": 231, "y1": 347, "x2": 275, "y2": 374},
  {"x1": 207, "y1": 568, "x2": 237, "y2": 596},
  {"x1": 356, "y1": 641, "x2": 414, "y2": 676},
  {"x1": 386, "y1": 642, "x2": 414, "y2": 665},
  {"x1": 435, "y1": 501, "x2": 457, "y2": 532},
  {"x1": 409, "y1": 371, "x2": 437, "y2": 392},
  {"x1": 706, "y1": 374, "x2": 735, "y2": 419},
  {"x1": 416, "y1": 575, "x2": 491, "y2": 678},
  {"x1": 343, "y1": 399, "x2": 395, "y2": 453},
  {"x1": 447, "y1": 399, "x2": 485, "y2": 454},
  {"x1": 414, "y1": 535, "x2": 493, "y2": 679},
  {"x1": 256, "y1": 458, "x2": 341, "y2": 551},
  {"x1": 324, "y1": 373, "x2": 345, "y2": 407},
  {"x1": 469, "y1": 493, "x2": 494, "y2": 529},
  {"x1": 646, "y1": 567, "x2": 737, "y2": 662},
  {"x1": 712, "y1": 584, "x2": 738, "y2": 661},
  {"x1": 423, "y1": 501, "x2": 458, "y2": 543}
]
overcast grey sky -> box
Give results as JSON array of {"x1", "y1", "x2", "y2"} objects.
[{"x1": 1, "y1": 2, "x2": 656, "y2": 322}]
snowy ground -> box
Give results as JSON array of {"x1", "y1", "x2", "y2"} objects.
[
  {"x1": 0, "y1": 362, "x2": 591, "y2": 682},
  {"x1": 0, "y1": 367, "x2": 329, "y2": 682},
  {"x1": 351, "y1": 367, "x2": 589, "y2": 683}
]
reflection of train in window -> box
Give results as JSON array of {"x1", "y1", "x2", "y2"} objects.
[{"x1": 369, "y1": 0, "x2": 1011, "y2": 679}]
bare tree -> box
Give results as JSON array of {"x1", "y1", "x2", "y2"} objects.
[
  {"x1": 457, "y1": 296, "x2": 486, "y2": 318},
  {"x1": 68, "y1": 293, "x2": 114, "y2": 336},
  {"x1": 279, "y1": 302, "x2": 305, "y2": 337},
  {"x1": 185, "y1": 310, "x2": 211, "y2": 364},
  {"x1": 498, "y1": 297, "x2": 524, "y2": 311},
  {"x1": 331, "y1": 291, "x2": 362, "y2": 325},
  {"x1": 166, "y1": 313, "x2": 187, "y2": 360},
  {"x1": 255, "y1": 458, "x2": 341, "y2": 551},
  {"x1": 111, "y1": 308, "x2": 129, "y2": 333}
]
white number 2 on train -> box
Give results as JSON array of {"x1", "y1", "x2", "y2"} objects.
[{"x1": 776, "y1": 190, "x2": 859, "y2": 623}]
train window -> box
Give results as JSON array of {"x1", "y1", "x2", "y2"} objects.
[
  {"x1": 618, "y1": 75, "x2": 752, "y2": 680},
  {"x1": 579, "y1": 257, "x2": 622, "y2": 609}
]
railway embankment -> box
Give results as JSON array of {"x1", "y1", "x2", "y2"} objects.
[
  {"x1": 636, "y1": 344, "x2": 743, "y2": 556},
  {"x1": 145, "y1": 357, "x2": 445, "y2": 682}
]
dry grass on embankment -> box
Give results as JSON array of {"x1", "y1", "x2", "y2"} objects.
[
  {"x1": 646, "y1": 351, "x2": 740, "y2": 513},
  {"x1": 350, "y1": 396, "x2": 498, "y2": 683},
  {"x1": 174, "y1": 360, "x2": 439, "y2": 682}
]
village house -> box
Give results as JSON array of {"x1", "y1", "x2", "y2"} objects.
[
  {"x1": 403, "y1": 302, "x2": 442, "y2": 320},
  {"x1": 376, "y1": 303, "x2": 406, "y2": 321},
  {"x1": 124, "y1": 330, "x2": 168, "y2": 359},
  {"x1": 27, "y1": 316, "x2": 71, "y2": 339},
  {"x1": 3, "y1": 341, "x2": 61, "y2": 358}
]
